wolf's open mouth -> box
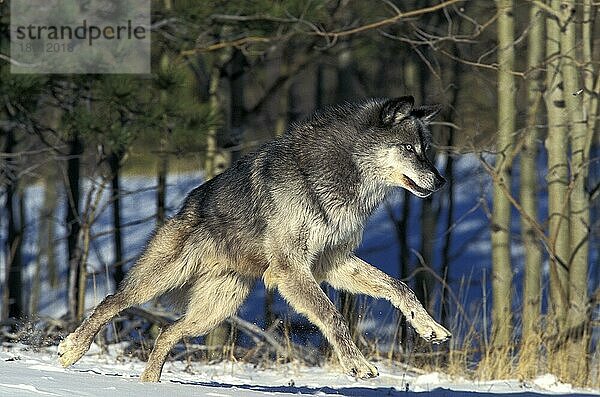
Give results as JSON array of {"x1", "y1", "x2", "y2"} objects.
[{"x1": 401, "y1": 174, "x2": 432, "y2": 196}]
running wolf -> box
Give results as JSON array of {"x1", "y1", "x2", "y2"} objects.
[{"x1": 58, "y1": 96, "x2": 451, "y2": 382}]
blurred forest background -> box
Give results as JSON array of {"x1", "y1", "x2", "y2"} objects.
[{"x1": 1, "y1": 0, "x2": 600, "y2": 388}]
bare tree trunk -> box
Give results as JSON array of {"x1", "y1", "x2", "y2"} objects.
[
  {"x1": 66, "y1": 133, "x2": 82, "y2": 322},
  {"x1": 5, "y1": 129, "x2": 23, "y2": 321},
  {"x1": 203, "y1": 65, "x2": 221, "y2": 181},
  {"x1": 389, "y1": 192, "x2": 411, "y2": 356},
  {"x1": 520, "y1": 1, "x2": 544, "y2": 343},
  {"x1": 157, "y1": 55, "x2": 171, "y2": 227},
  {"x1": 398, "y1": 191, "x2": 411, "y2": 348},
  {"x1": 560, "y1": 0, "x2": 591, "y2": 382},
  {"x1": 31, "y1": 174, "x2": 58, "y2": 315},
  {"x1": 582, "y1": 0, "x2": 599, "y2": 139},
  {"x1": 74, "y1": 183, "x2": 106, "y2": 321},
  {"x1": 440, "y1": 56, "x2": 461, "y2": 328},
  {"x1": 156, "y1": 147, "x2": 168, "y2": 226},
  {"x1": 491, "y1": 0, "x2": 515, "y2": 351},
  {"x1": 109, "y1": 151, "x2": 125, "y2": 287},
  {"x1": 544, "y1": 0, "x2": 570, "y2": 326},
  {"x1": 517, "y1": 3, "x2": 544, "y2": 378},
  {"x1": 229, "y1": 48, "x2": 245, "y2": 165},
  {"x1": 440, "y1": 136, "x2": 454, "y2": 327}
]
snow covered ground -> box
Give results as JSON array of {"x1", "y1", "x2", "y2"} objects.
[{"x1": 1, "y1": 344, "x2": 598, "y2": 397}]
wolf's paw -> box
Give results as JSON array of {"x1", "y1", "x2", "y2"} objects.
[
  {"x1": 416, "y1": 322, "x2": 451, "y2": 344},
  {"x1": 344, "y1": 357, "x2": 379, "y2": 379},
  {"x1": 57, "y1": 333, "x2": 88, "y2": 367}
]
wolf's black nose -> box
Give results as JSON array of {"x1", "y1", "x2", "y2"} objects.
[{"x1": 433, "y1": 175, "x2": 446, "y2": 191}]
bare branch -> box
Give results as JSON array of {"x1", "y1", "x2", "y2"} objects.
[
  {"x1": 313, "y1": 0, "x2": 464, "y2": 39},
  {"x1": 185, "y1": 0, "x2": 464, "y2": 54}
]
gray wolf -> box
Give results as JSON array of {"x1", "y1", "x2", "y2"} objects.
[{"x1": 58, "y1": 96, "x2": 451, "y2": 382}]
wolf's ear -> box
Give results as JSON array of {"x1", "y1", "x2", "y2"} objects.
[
  {"x1": 412, "y1": 104, "x2": 442, "y2": 123},
  {"x1": 380, "y1": 96, "x2": 414, "y2": 125}
]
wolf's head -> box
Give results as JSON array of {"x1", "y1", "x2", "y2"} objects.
[{"x1": 357, "y1": 96, "x2": 446, "y2": 198}]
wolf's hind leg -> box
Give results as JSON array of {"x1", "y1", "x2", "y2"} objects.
[
  {"x1": 268, "y1": 264, "x2": 378, "y2": 379},
  {"x1": 324, "y1": 255, "x2": 451, "y2": 343},
  {"x1": 140, "y1": 272, "x2": 252, "y2": 382}
]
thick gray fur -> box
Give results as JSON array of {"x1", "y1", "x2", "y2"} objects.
[{"x1": 58, "y1": 96, "x2": 451, "y2": 382}]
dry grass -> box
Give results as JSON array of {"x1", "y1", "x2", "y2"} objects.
[
  {"x1": 2, "y1": 303, "x2": 597, "y2": 389},
  {"x1": 333, "y1": 290, "x2": 600, "y2": 389},
  {"x1": 516, "y1": 332, "x2": 543, "y2": 380}
]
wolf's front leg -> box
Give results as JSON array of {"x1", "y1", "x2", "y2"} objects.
[
  {"x1": 324, "y1": 255, "x2": 451, "y2": 343},
  {"x1": 265, "y1": 262, "x2": 378, "y2": 379}
]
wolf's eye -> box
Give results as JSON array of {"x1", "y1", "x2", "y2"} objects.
[{"x1": 404, "y1": 144, "x2": 413, "y2": 152}]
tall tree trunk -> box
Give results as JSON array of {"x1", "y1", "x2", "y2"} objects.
[
  {"x1": 391, "y1": 192, "x2": 412, "y2": 356},
  {"x1": 544, "y1": 0, "x2": 570, "y2": 326},
  {"x1": 491, "y1": 0, "x2": 515, "y2": 350},
  {"x1": 109, "y1": 151, "x2": 125, "y2": 287},
  {"x1": 399, "y1": 191, "x2": 411, "y2": 348},
  {"x1": 440, "y1": 132, "x2": 454, "y2": 327},
  {"x1": 66, "y1": 133, "x2": 82, "y2": 322},
  {"x1": 156, "y1": 147, "x2": 168, "y2": 226},
  {"x1": 560, "y1": 0, "x2": 590, "y2": 382},
  {"x1": 229, "y1": 48, "x2": 245, "y2": 165},
  {"x1": 517, "y1": 3, "x2": 544, "y2": 378},
  {"x1": 203, "y1": 65, "x2": 221, "y2": 181},
  {"x1": 156, "y1": 55, "x2": 171, "y2": 227},
  {"x1": 440, "y1": 55, "x2": 461, "y2": 328},
  {"x1": 31, "y1": 175, "x2": 58, "y2": 315},
  {"x1": 5, "y1": 129, "x2": 23, "y2": 321},
  {"x1": 581, "y1": 0, "x2": 599, "y2": 140},
  {"x1": 315, "y1": 62, "x2": 324, "y2": 109},
  {"x1": 418, "y1": 198, "x2": 436, "y2": 308}
]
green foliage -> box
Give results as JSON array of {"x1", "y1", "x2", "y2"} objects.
[
  {"x1": 147, "y1": 60, "x2": 220, "y2": 153},
  {"x1": 0, "y1": 67, "x2": 47, "y2": 108},
  {"x1": 64, "y1": 64, "x2": 218, "y2": 158}
]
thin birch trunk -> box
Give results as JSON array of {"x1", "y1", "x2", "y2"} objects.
[
  {"x1": 517, "y1": 3, "x2": 544, "y2": 378},
  {"x1": 520, "y1": 3, "x2": 544, "y2": 343},
  {"x1": 440, "y1": 53, "x2": 461, "y2": 328},
  {"x1": 560, "y1": 0, "x2": 591, "y2": 382},
  {"x1": 66, "y1": 133, "x2": 82, "y2": 323},
  {"x1": 491, "y1": 0, "x2": 515, "y2": 349},
  {"x1": 203, "y1": 65, "x2": 221, "y2": 181},
  {"x1": 544, "y1": 0, "x2": 570, "y2": 325}
]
